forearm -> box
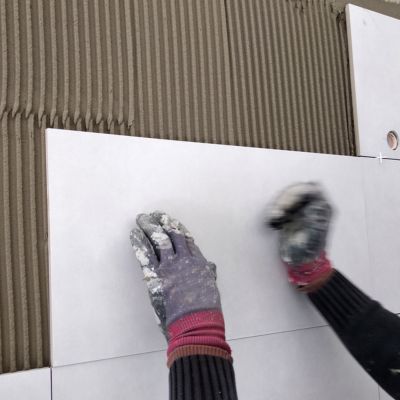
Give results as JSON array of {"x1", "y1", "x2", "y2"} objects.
[
  {"x1": 308, "y1": 270, "x2": 400, "y2": 399},
  {"x1": 169, "y1": 355, "x2": 238, "y2": 400},
  {"x1": 131, "y1": 212, "x2": 238, "y2": 399},
  {"x1": 167, "y1": 311, "x2": 238, "y2": 400}
]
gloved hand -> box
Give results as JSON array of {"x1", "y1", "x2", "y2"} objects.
[
  {"x1": 130, "y1": 211, "x2": 231, "y2": 366},
  {"x1": 267, "y1": 182, "x2": 334, "y2": 291}
]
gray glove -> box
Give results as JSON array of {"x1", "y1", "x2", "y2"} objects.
[
  {"x1": 130, "y1": 211, "x2": 221, "y2": 337},
  {"x1": 267, "y1": 182, "x2": 333, "y2": 266}
]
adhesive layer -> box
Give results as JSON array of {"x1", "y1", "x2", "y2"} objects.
[{"x1": 0, "y1": 0, "x2": 399, "y2": 374}]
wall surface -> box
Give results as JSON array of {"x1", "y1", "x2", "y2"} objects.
[
  {"x1": 0, "y1": 0, "x2": 399, "y2": 374},
  {"x1": 46, "y1": 130, "x2": 382, "y2": 399}
]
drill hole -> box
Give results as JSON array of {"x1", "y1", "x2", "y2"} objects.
[{"x1": 387, "y1": 131, "x2": 399, "y2": 151}]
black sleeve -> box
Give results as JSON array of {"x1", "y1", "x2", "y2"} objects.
[
  {"x1": 308, "y1": 270, "x2": 400, "y2": 400},
  {"x1": 169, "y1": 355, "x2": 238, "y2": 400}
]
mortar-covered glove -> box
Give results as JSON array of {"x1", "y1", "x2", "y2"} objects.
[
  {"x1": 267, "y1": 182, "x2": 334, "y2": 291},
  {"x1": 130, "y1": 211, "x2": 231, "y2": 367}
]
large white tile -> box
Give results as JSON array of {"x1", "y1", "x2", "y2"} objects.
[
  {"x1": 362, "y1": 158, "x2": 400, "y2": 313},
  {"x1": 346, "y1": 5, "x2": 400, "y2": 159},
  {"x1": 232, "y1": 327, "x2": 379, "y2": 400},
  {"x1": 380, "y1": 387, "x2": 396, "y2": 400},
  {"x1": 52, "y1": 352, "x2": 167, "y2": 400},
  {"x1": 0, "y1": 368, "x2": 51, "y2": 400},
  {"x1": 46, "y1": 129, "x2": 372, "y2": 366},
  {"x1": 52, "y1": 327, "x2": 379, "y2": 400}
]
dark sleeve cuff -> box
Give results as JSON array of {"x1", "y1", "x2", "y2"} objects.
[
  {"x1": 308, "y1": 269, "x2": 377, "y2": 332},
  {"x1": 169, "y1": 355, "x2": 238, "y2": 400},
  {"x1": 309, "y1": 270, "x2": 400, "y2": 399}
]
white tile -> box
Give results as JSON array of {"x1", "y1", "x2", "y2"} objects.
[
  {"x1": 0, "y1": 368, "x2": 51, "y2": 400},
  {"x1": 52, "y1": 352, "x2": 167, "y2": 400},
  {"x1": 231, "y1": 327, "x2": 379, "y2": 400},
  {"x1": 46, "y1": 129, "x2": 372, "y2": 366},
  {"x1": 346, "y1": 5, "x2": 400, "y2": 159},
  {"x1": 380, "y1": 387, "x2": 395, "y2": 400},
  {"x1": 362, "y1": 158, "x2": 400, "y2": 313},
  {"x1": 52, "y1": 327, "x2": 379, "y2": 400}
]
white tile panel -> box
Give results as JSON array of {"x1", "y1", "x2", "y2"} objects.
[
  {"x1": 380, "y1": 387, "x2": 396, "y2": 400},
  {"x1": 52, "y1": 352, "x2": 168, "y2": 400},
  {"x1": 347, "y1": 4, "x2": 400, "y2": 159},
  {"x1": 362, "y1": 158, "x2": 400, "y2": 312},
  {"x1": 231, "y1": 327, "x2": 379, "y2": 400},
  {"x1": 46, "y1": 129, "x2": 372, "y2": 366},
  {"x1": 51, "y1": 328, "x2": 379, "y2": 400},
  {"x1": 0, "y1": 368, "x2": 51, "y2": 400}
]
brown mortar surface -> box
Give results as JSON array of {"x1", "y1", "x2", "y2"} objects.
[
  {"x1": 290, "y1": 0, "x2": 400, "y2": 17},
  {"x1": 335, "y1": 0, "x2": 400, "y2": 17},
  {"x1": 0, "y1": 0, "x2": 399, "y2": 374}
]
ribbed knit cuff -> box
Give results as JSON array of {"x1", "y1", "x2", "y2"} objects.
[
  {"x1": 170, "y1": 355, "x2": 238, "y2": 400},
  {"x1": 167, "y1": 345, "x2": 232, "y2": 368},
  {"x1": 308, "y1": 269, "x2": 376, "y2": 331},
  {"x1": 167, "y1": 310, "x2": 231, "y2": 366}
]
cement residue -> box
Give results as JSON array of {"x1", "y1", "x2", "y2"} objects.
[{"x1": 288, "y1": 0, "x2": 400, "y2": 18}]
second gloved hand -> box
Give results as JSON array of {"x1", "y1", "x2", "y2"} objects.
[{"x1": 267, "y1": 182, "x2": 334, "y2": 291}]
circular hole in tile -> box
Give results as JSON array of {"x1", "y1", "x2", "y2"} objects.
[{"x1": 387, "y1": 131, "x2": 399, "y2": 151}]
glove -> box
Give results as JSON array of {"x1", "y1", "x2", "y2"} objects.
[
  {"x1": 130, "y1": 211, "x2": 231, "y2": 366},
  {"x1": 267, "y1": 182, "x2": 334, "y2": 291}
]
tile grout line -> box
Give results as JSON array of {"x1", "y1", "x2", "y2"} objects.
[
  {"x1": 357, "y1": 155, "x2": 400, "y2": 162},
  {"x1": 227, "y1": 323, "x2": 329, "y2": 343},
  {"x1": 51, "y1": 323, "x2": 329, "y2": 370},
  {"x1": 359, "y1": 158, "x2": 377, "y2": 304},
  {"x1": 50, "y1": 367, "x2": 53, "y2": 400},
  {"x1": 52, "y1": 348, "x2": 167, "y2": 369}
]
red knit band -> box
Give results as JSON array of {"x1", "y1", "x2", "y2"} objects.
[
  {"x1": 287, "y1": 252, "x2": 332, "y2": 286},
  {"x1": 167, "y1": 310, "x2": 231, "y2": 356},
  {"x1": 167, "y1": 345, "x2": 232, "y2": 368}
]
